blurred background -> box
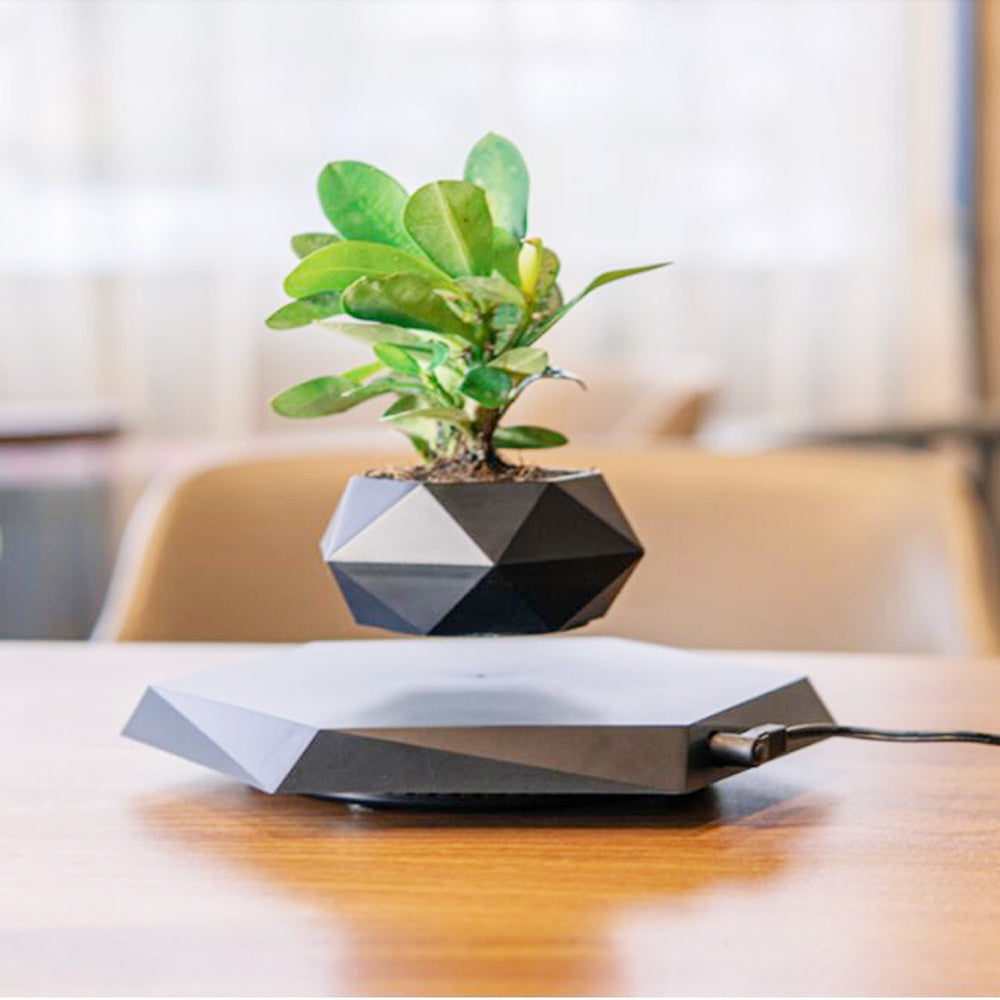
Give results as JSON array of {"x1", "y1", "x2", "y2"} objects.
[{"x1": 2, "y1": 0, "x2": 997, "y2": 640}]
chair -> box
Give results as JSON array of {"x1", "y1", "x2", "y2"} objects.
[
  {"x1": 95, "y1": 445, "x2": 1000, "y2": 655},
  {"x1": 510, "y1": 371, "x2": 716, "y2": 441}
]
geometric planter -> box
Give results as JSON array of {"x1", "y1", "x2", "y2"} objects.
[{"x1": 321, "y1": 471, "x2": 643, "y2": 636}]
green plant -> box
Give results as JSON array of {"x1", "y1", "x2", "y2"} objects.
[{"x1": 268, "y1": 133, "x2": 667, "y2": 472}]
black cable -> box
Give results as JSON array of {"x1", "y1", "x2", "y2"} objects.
[
  {"x1": 786, "y1": 723, "x2": 1000, "y2": 747},
  {"x1": 707, "y1": 722, "x2": 1000, "y2": 768}
]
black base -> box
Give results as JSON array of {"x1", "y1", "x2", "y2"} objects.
[{"x1": 123, "y1": 636, "x2": 835, "y2": 802}]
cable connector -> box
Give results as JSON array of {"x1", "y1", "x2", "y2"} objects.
[
  {"x1": 708, "y1": 724, "x2": 789, "y2": 767},
  {"x1": 708, "y1": 721, "x2": 1000, "y2": 770}
]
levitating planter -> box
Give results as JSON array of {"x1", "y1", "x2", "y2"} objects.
[{"x1": 323, "y1": 472, "x2": 643, "y2": 636}]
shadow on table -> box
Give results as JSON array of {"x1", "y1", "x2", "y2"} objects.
[
  {"x1": 132, "y1": 773, "x2": 830, "y2": 882},
  {"x1": 133, "y1": 778, "x2": 829, "y2": 994}
]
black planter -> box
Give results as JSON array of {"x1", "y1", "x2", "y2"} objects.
[{"x1": 321, "y1": 471, "x2": 643, "y2": 636}]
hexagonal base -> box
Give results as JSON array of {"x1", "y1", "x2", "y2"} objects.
[{"x1": 123, "y1": 637, "x2": 835, "y2": 801}]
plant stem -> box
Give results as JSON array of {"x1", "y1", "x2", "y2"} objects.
[{"x1": 469, "y1": 407, "x2": 505, "y2": 471}]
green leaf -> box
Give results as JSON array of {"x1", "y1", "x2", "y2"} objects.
[
  {"x1": 270, "y1": 375, "x2": 405, "y2": 418},
  {"x1": 492, "y1": 304, "x2": 524, "y2": 352},
  {"x1": 459, "y1": 366, "x2": 511, "y2": 408},
  {"x1": 455, "y1": 276, "x2": 525, "y2": 348},
  {"x1": 384, "y1": 406, "x2": 472, "y2": 432},
  {"x1": 284, "y1": 240, "x2": 452, "y2": 297},
  {"x1": 575, "y1": 262, "x2": 669, "y2": 298},
  {"x1": 265, "y1": 292, "x2": 342, "y2": 329},
  {"x1": 493, "y1": 425, "x2": 568, "y2": 449},
  {"x1": 400, "y1": 430, "x2": 433, "y2": 461},
  {"x1": 316, "y1": 161, "x2": 418, "y2": 250},
  {"x1": 464, "y1": 133, "x2": 529, "y2": 239},
  {"x1": 341, "y1": 360, "x2": 383, "y2": 383},
  {"x1": 489, "y1": 347, "x2": 548, "y2": 375},
  {"x1": 374, "y1": 343, "x2": 422, "y2": 375},
  {"x1": 491, "y1": 302, "x2": 523, "y2": 330},
  {"x1": 382, "y1": 395, "x2": 423, "y2": 418},
  {"x1": 362, "y1": 342, "x2": 452, "y2": 400},
  {"x1": 435, "y1": 289, "x2": 480, "y2": 328},
  {"x1": 534, "y1": 248, "x2": 560, "y2": 300},
  {"x1": 271, "y1": 375, "x2": 352, "y2": 417},
  {"x1": 426, "y1": 341, "x2": 449, "y2": 370},
  {"x1": 522, "y1": 261, "x2": 670, "y2": 345},
  {"x1": 491, "y1": 226, "x2": 521, "y2": 284},
  {"x1": 434, "y1": 362, "x2": 463, "y2": 395},
  {"x1": 404, "y1": 180, "x2": 493, "y2": 277},
  {"x1": 342, "y1": 274, "x2": 478, "y2": 342},
  {"x1": 457, "y1": 275, "x2": 525, "y2": 311},
  {"x1": 315, "y1": 320, "x2": 444, "y2": 348},
  {"x1": 384, "y1": 410, "x2": 436, "y2": 430},
  {"x1": 291, "y1": 232, "x2": 340, "y2": 259},
  {"x1": 536, "y1": 281, "x2": 564, "y2": 317},
  {"x1": 388, "y1": 342, "x2": 434, "y2": 358},
  {"x1": 386, "y1": 415, "x2": 450, "y2": 453}
]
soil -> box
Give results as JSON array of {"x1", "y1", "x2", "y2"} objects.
[{"x1": 366, "y1": 454, "x2": 588, "y2": 484}]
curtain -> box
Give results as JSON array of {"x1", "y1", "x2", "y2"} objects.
[{"x1": 0, "y1": 0, "x2": 973, "y2": 438}]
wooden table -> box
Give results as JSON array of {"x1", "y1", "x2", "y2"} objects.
[{"x1": 3, "y1": 642, "x2": 1000, "y2": 996}]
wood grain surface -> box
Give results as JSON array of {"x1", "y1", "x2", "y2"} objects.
[{"x1": 2, "y1": 642, "x2": 1000, "y2": 996}]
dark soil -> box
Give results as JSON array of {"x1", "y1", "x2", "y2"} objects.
[{"x1": 366, "y1": 454, "x2": 587, "y2": 484}]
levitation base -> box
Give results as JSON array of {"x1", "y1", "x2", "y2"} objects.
[{"x1": 123, "y1": 636, "x2": 834, "y2": 807}]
